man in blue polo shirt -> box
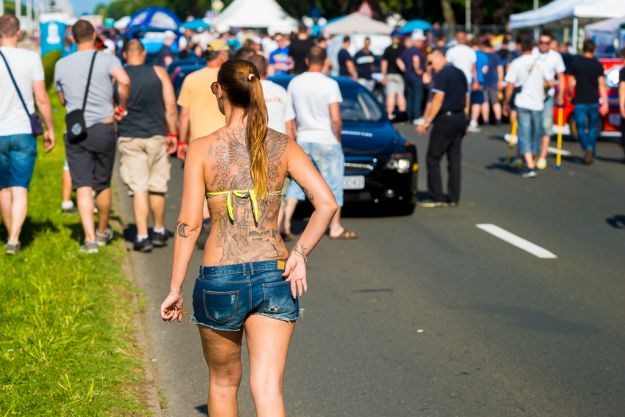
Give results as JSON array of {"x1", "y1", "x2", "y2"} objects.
[{"x1": 416, "y1": 50, "x2": 468, "y2": 207}]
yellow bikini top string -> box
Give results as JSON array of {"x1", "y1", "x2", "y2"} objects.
[{"x1": 205, "y1": 189, "x2": 282, "y2": 223}]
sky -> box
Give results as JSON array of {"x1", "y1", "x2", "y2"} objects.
[{"x1": 72, "y1": 0, "x2": 110, "y2": 16}]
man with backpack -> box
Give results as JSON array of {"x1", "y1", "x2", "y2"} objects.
[{"x1": 54, "y1": 19, "x2": 130, "y2": 253}]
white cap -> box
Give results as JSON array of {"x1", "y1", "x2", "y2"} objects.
[
  {"x1": 164, "y1": 30, "x2": 176, "y2": 39},
  {"x1": 412, "y1": 30, "x2": 426, "y2": 41}
]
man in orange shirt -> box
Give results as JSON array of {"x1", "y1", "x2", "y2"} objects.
[
  {"x1": 177, "y1": 38, "x2": 229, "y2": 248},
  {"x1": 177, "y1": 39, "x2": 229, "y2": 160}
]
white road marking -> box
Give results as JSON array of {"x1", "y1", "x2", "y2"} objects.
[
  {"x1": 547, "y1": 146, "x2": 571, "y2": 156},
  {"x1": 476, "y1": 224, "x2": 557, "y2": 259}
]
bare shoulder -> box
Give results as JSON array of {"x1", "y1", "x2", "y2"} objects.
[
  {"x1": 188, "y1": 132, "x2": 221, "y2": 152},
  {"x1": 265, "y1": 128, "x2": 289, "y2": 162}
]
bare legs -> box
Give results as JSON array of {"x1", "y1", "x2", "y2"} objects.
[
  {"x1": 246, "y1": 315, "x2": 294, "y2": 417},
  {"x1": 198, "y1": 315, "x2": 294, "y2": 417},
  {"x1": 283, "y1": 199, "x2": 351, "y2": 238},
  {"x1": 199, "y1": 327, "x2": 243, "y2": 417},
  {"x1": 385, "y1": 92, "x2": 406, "y2": 119},
  {"x1": 133, "y1": 191, "x2": 167, "y2": 238},
  {"x1": 76, "y1": 186, "x2": 112, "y2": 242},
  {"x1": 0, "y1": 187, "x2": 28, "y2": 243},
  {"x1": 62, "y1": 169, "x2": 73, "y2": 205}
]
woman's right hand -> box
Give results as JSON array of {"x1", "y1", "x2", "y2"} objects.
[
  {"x1": 160, "y1": 292, "x2": 184, "y2": 322},
  {"x1": 282, "y1": 253, "x2": 307, "y2": 298}
]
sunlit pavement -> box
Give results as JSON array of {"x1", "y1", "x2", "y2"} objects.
[{"x1": 120, "y1": 123, "x2": 625, "y2": 417}]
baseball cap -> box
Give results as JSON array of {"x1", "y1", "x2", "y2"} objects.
[
  {"x1": 164, "y1": 30, "x2": 176, "y2": 39},
  {"x1": 413, "y1": 33, "x2": 427, "y2": 41},
  {"x1": 207, "y1": 38, "x2": 230, "y2": 52}
]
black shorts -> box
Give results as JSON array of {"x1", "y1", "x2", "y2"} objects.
[{"x1": 65, "y1": 123, "x2": 117, "y2": 191}]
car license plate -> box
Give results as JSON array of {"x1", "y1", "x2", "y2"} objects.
[{"x1": 343, "y1": 175, "x2": 365, "y2": 190}]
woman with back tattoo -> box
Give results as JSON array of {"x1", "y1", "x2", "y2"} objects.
[{"x1": 160, "y1": 59, "x2": 337, "y2": 417}]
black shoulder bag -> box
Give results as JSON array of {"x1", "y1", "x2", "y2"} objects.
[
  {"x1": 0, "y1": 50, "x2": 44, "y2": 136},
  {"x1": 65, "y1": 51, "x2": 97, "y2": 144}
]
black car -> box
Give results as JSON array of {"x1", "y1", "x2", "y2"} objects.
[{"x1": 270, "y1": 75, "x2": 418, "y2": 215}]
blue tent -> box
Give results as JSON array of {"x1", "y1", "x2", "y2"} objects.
[
  {"x1": 180, "y1": 19, "x2": 211, "y2": 31},
  {"x1": 126, "y1": 7, "x2": 181, "y2": 36},
  {"x1": 399, "y1": 19, "x2": 432, "y2": 34},
  {"x1": 126, "y1": 7, "x2": 182, "y2": 55}
]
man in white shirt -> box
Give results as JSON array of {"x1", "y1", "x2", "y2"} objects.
[
  {"x1": 247, "y1": 53, "x2": 296, "y2": 238},
  {"x1": 533, "y1": 31, "x2": 565, "y2": 169},
  {"x1": 283, "y1": 46, "x2": 358, "y2": 240},
  {"x1": 503, "y1": 32, "x2": 553, "y2": 178},
  {"x1": 445, "y1": 31, "x2": 477, "y2": 90},
  {"x1": 0, "y1": 14, "x2": 55, "y2": 255}
]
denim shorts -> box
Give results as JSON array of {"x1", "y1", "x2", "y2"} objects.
[
  {"x1": 0, "y1": 134, "x2": 37, "y2": 189},
  {"x1": 191, "y1": 260, "x2": 299, "y2": 331},
  {"x1": 286, "y1": 142, "x2": 344, "y2": 207}
]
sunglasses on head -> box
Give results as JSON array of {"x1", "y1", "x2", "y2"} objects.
[{"x1": 211, "y1": 81, "x2": 218, "y2": 95}]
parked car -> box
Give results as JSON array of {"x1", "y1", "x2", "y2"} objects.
[
  {"x1": 270, "y1": 75, "x2": 418, "y2": 215},
  {"x1": 554, "y1": 58, "x2": 622, "y2": 138},
  {"x1": 167, "y1": 62, "x2": 419, "y2": 214}
]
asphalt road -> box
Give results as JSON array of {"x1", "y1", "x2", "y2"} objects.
[{"x1": 118, "y1": 123, "x2": 625, "y2": 417}]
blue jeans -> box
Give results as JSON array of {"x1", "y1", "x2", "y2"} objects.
[
  {"x1": 542, "y1": 95, "x2": 554, "y2": 137},
  {"x1": 0, "y1": 134, "x2": 37, "y2": 189},
  {"x1": 286, "y1": 142, "x2": 344, "y2": 207},
  {"x1": 405, "y1": 78, "x2": 424, "y2": 120},
  {"x1": 192, "y1": 260, "x2": 299, "y2": 331},
  {"x1": 516, "y1": 107, "x2": 542, "y2": 156},
  {"x1": 573, "y1": 103, "x2": 599, "y2": 153}
]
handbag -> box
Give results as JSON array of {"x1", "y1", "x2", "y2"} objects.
[
  {"x1": 65, "y1": 51, "x2": 97, "y2": 144},
  {"x1": 0, "y1": 50, "x2": 44, "y2": 136}
]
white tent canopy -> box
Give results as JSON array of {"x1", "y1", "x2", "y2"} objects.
[
  {"x1": 586, "y1": 16, "x2": 625, "y2": 34},
  {"x1": 510, "y1": 0, "x2": 625, "y2": 29},
  {"x1": 510, "y1": 0, "x2": 589, "y2": 29},
  {"x1": 574, "y1": 0, "x2": 625, "y2": 19},
  {"x1": 215, "y1": 0, "x2": 298, "y2": 34},
  {"x1": 323, "y1": 12, "x2": 393, "y2": 36}
]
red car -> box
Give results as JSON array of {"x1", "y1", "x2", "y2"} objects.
[{"x1": 555, "y1": 58, "x2": 622, "y2": 138}]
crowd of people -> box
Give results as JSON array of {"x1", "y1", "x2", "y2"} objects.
[
  {"x1": 2, "y1": 11, "x2": 625, "y2": 252},
  {"x1": 2, "y1": 12, "x2": 625, "y2": 253},
  {"x1": 3, "y1": 10, "x2": 625, "y2": 417}
]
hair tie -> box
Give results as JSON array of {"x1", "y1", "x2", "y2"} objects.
[{"x1": 248, "y1": 73, "x2": 255, "y2": 81}]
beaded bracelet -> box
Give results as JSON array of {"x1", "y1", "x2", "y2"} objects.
[{"x1": 291, "y1": 249, "x2": 307, "y2": 264}]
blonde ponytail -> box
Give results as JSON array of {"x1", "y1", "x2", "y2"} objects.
[{"x1": 246, "y1": 75, "x2": 268, "y2": 199}]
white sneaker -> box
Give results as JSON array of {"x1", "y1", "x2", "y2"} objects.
[
  {"x1": 467, "y1": 120, "x2": 481, "y2": 133},
  {"x1": 522, "y1": 169, "x2": 537, "y2": 178},
  {"x1": 536, "y1": 158, "x2": 547, "y2": 170},
  {"x1": 504, "y1": 133, "x2": 518, "y2": 145}
]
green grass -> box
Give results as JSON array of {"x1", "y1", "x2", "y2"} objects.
[{"x1": 0, "y1": 94, "x2": 151, "y2": 416}]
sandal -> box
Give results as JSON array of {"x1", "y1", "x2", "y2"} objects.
[{"x1": 329, "y1": 229, "x2": 359, "y2": 239}]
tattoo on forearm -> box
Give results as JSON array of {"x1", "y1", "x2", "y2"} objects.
[
  {"x1": 176, "y1": 222, "x2": 189, "y2": 238},
  {"x1": 294, "y1": 243, "x2": 308, "y2": 256},
  {"x1": 301, "y1": 186, "x2": 314, "y2": 203}
]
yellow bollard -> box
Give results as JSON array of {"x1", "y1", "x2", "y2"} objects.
[
  {"x1": 505, "y1": 118, "x2": 518, "y2": 163},
  {"x1": 556, "y1": 107, "x2": 563, "y2": 170}
]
